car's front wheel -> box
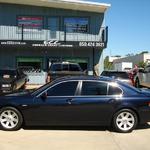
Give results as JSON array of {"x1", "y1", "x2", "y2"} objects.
[
  {"x1": 113, "y1": 109, "x2": 138, "y2": 133},
  {"x1": 0, "y1": 107, "x2": 23, "y2": 131}
]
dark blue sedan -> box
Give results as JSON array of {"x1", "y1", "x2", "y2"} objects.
[{"x1": 0, "y1": 76, "x2": 150, "y2": 133}]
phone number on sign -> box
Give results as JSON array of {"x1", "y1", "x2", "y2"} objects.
[{"x1": 79, "y1": 42, "x2": 105, "y2": 47}]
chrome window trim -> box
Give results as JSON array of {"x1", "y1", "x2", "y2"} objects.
[
  {"x1": 79, "y1": 80, "x2": 109, "y2": 96},
  {"x1": 36, "y1": 79, "x2": 124, "y2": 98},
  {"x1": 36, "y1": 80, "x2": 81, "y2": 98},
  {"x1": 107, "y1": 83, "x2": 124, "y2": 96}
]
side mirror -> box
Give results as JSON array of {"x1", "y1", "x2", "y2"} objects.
[{"x1": 41, "y1": 92, "x2": 47, "y2": 100}]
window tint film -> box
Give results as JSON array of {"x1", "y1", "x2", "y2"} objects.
[
  {"x1": 62, "y1": 64, "x2": 69, "y2": 71},
  {"x1": 81, "y1": 81, "x2": 107, "y2": 96},
  {"x1": 47, "y1": 81, "x2": 78, "y2": 96},
  {"x1": 69, "y1": 64, "x2": 80, "y2": 71},
  {"x1": 51, "y1": 64, "x2": 61, "y2": 71},
  {"x1": 108, "y1": 85, "x2": 122, "y2": 95}
]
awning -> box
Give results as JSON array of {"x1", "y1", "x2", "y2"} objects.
[{"x1": 0, "y1": 0, "x2": 111, "y2": 13}]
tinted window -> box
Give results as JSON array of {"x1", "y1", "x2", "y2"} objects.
[
  {"x1": 47, "y1": 81, "x2": 78, "y2": 96},
  {"x1": 108, "y1": 85, "x2": 122, "y2": 95},
  {"x1": 51, "y1": 64, "x2": 61, "y2": 71},
  {"x1": 101, "y1": 71, "x2": 129, "y2": 79},
  {"x1": 69, "y1": 64, "x2": 80, "y2": 71},
  {"x1": 64, "y1": 18, "x2": 88, "y2": 33},
  {"x1": 81, "y1": 81, "x2": 107, "y2": 96},
  {"x1": 62, "y1": 64, "x2": 69, "y2": 71}
]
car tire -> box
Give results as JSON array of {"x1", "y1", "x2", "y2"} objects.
[
  {"x1": 0, "y1": 107, "x2": 23, "y2": 131},
  {"x1": 113, "y1": 109, "x2": 138, "y2": 133}
]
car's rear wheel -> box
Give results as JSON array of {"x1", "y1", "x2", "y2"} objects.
[
  {"x1": 0, "y1": 107, "x2": 23, "y2": 131},
  {"x1": 113, "y1": 109, "x2": 138, "y2": 133}
]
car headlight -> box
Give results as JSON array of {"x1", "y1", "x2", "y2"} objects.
[{"x1": 2, "y1": 84, "x2": 12, "y2": 88}]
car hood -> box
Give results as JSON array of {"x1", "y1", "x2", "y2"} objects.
[{"x1": 1, "y1": 90, "x2": 31, "y2": 98}]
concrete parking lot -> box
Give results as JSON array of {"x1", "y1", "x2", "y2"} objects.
[{"x1": 0, "y1": 124, "x2": 150, "y2": 150}]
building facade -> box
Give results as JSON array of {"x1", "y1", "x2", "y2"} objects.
[
  {"x1": 113, "y1": 53, "x2": 150, "y2": 68},
  {"x1": 0, "y1": 0, "x2": 110, "y2": 75}
]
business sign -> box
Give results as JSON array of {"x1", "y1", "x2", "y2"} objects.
[
  {"x1": 0, "y1": 41, "x2": 26, "y2": 45},
  {"x1": 0, "y1": 40, "x2": 106, "y2": 48}
]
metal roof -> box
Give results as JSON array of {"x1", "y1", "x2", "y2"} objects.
[{"x1": 0, "y1": 0, "x2": 111, "y2": 13}]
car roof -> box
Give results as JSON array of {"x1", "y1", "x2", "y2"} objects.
[{"x1": 51, "y1": 75, "x2": 115, "y2": 83}]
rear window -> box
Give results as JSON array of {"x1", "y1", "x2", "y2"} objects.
[
  {"x1": 101, "y1": 71, "x2": 129, "y2": 79},
  {"x1": 62, "y1": 64, "x2": 69, "y2": 71},
  {"x1": 50, "y1": 64, "x2": 62, "y2": 71},
  {"x1": 108, "y1": 85, "x2": 123, "y2": 95},
  {"x1": 69, "y1": 64, "x2": 81, "y2": 71}
]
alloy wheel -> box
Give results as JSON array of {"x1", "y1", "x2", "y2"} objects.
[
  {"x1": 0, "y1": 107, "x2": 23, "y2": 131},
  {"x1": 0, "y1": 110, "x2": 19, "y2": 129},
  {"x1": 116, "y1": 111, "x2": 135, "y2": 131}
]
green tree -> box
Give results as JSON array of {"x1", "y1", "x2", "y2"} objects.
[
  {"x1": 140, "y1": 51, "x2": 149, "y2": 54},
  {"x1": 138, "y1": 61, "x2": 146, "y2": 68}
]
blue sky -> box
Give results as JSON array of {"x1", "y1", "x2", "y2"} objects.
[{"x1": 90, "y1": 0, "x2": 150, "y2": 57}]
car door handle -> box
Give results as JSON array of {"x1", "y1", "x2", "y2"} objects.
[{"x1": 66, "y1": 98, "x2": 74, "y2": 105}]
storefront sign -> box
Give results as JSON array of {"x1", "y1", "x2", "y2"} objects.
[
  {"x1": 79, "y1": 42, "x2": 105, "y2": 47},
  {"x1": 0, "y1": 41, "x2": 26, "y2": 45},
  {"x1": 32, "y1": 40, "x2": 73, "y2": 47},
  {"x1": 0, "y1": 40, "x2": 106, "y2": 48}
]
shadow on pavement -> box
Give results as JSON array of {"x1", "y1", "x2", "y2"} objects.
[
  {"x1": 22, "y1": 126, "x2": 110, "y2": 132},
  {"x1": 22, "y1": 123, "x2": 150, "y2": 132},
  {"x1": 136, "y1": 123, "x2": 150, "y2": 130}
]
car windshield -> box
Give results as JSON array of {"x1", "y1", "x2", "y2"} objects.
[
  {"x1": 0, "y1": 70, "x2": 16, "y2": 77},
  {"x1": 101, "y1": 71, "x2": 129, "y2": 79},
  {"x1": 31, "y1": 81, "x2": 54, "y2": 96}
]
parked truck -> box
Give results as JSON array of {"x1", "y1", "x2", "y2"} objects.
[{"x1": 114, "y1": 62, "x2": 133, "y2": 71}]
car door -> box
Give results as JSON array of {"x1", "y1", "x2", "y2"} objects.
[
  {"x1": 67, "y1": 81, "x2": 121, "y2": 125},
  {"x1": 32, "y1": 80, "x2": 80, "y2": 125}
]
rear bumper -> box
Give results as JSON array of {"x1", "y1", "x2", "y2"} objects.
[
  {"x1": 139, "y1": 107, "x2": 150, "y2": 124},
  {"x1": 0, "y1": 87, "x2": 13, "y2": 93}
]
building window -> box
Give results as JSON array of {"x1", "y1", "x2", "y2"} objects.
[
  {"x1": 17, "y1": 16, "x2": 43, "y2": 32},
  {"x1": 64, "y1": 18, "x2": 88, "y2": 33}
]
